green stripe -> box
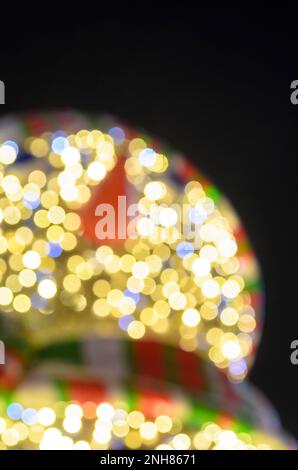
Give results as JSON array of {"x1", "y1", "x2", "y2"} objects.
[
  {"x1": 206, "y1": 185, "x2": 221, "y2": 203},
  {"x1": 233, "y1": 419, "x2": 253, "y2": 434},
  {"x1": 54, "y1": 379, "x2": 70, "y2": 401},
  {"x1": 186, "y1": 400, "x2": 218, "y2": 428},
  {"x1": 125, "y1": 340, "x2": 137, "y2": 376},
  {"x1": 124, "y1": 385, "x2": 138, "y2": 411},
  {"x1": 0, "y1": 388, "x2": 13, "y2": 408},
  {"x1": 36, "y1": 341, "x2": 83, "y2": 364},
  {"x1": 163, "y1": 344, "x2": 178, "y2": 384},
  {"x1": 246, "y1": 279, "x2": 262, "y2": 291}
]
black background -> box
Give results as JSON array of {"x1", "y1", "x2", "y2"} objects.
[{"x1": 1, "y1": 8, "x2": 297, "y2": 439}]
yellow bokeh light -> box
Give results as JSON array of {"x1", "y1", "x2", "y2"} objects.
[
  {"x1": 127, "y1": 320, "x2": 145, "y2": 339},
  {"x1": 23, "y1": 250, "x2": 41, "y2": 270},
  {"x1": 182, "y1": 308, "x2": 201, "y2": 327},
  {"x1": 38, "y1": 279, "x2": 57, "y2": 299},
  {"x1": 13, "y1": 294, "x2": 31, "y2": 313}
]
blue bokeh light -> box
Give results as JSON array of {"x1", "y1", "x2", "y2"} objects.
[
  {"x1": 176, "y1": 241, "x2": 194, "y2": 259},
  {"x1": 22, "y1": 408, "x2": 38, "y2": 426},
  {"x1": 108, "y1": 127, "x2": 125, "y2": 145},
  {"x1": 7, "y1": 403, "x2": 23, "y2": 421},
  {"x1": 46, "y1": 242, "x2": 63, "y2": 258},
  {"x1": 51, "y1": 136, "x2": 69, "y2": 155}
]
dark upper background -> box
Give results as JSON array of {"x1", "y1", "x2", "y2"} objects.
[{"x1": 0, "y1": 8, "x2": 297, "y2": 437}]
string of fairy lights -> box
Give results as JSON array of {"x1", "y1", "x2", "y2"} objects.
[
  {"x1": 0, "y1": 112, "x2": 291, "y2": 449},
  {"x1": 0, "y1": 397, "x2": 287, "y2": 450}
]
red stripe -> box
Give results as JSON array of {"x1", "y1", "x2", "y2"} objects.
[
  {"x1": 251, "y1": 292, "x2": 262, "y2": 310},
  {"x1": 218, "y1": 413, "x2": 234, "y2": 429},
  {"x1": 24, "y1": 113, "x2": 49, "y2": 135},
  {"x1": 176, "y1": 349, "x2": 205, "y2": 392},
  {"x1": 79, "y1": 156, "x2": 132, "y2": 247},
  {"x1": 134, "y1": 341, "x2": 165, "y2": 381},
  {"x1": 217, "y1": 370, "x2": 239, "y2": 403},
  {"x1": 175, "y1": 158, "x2": 197, "y2": 182},
  {"x1": 137, "y1": 386, "x2": 175, "y2": 420},
  {"x1": 0, "y1": 349, "x2": 24, "y2": 389},
  {"x1": 69, "y1": 380, "x2": 106, "y2": 404},
  {"x1": 234, "y1": 226, "x2": 246, "y2": 243}
]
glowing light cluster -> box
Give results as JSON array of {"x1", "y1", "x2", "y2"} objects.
[
  {"x1": 0, "y1": 112, "x2": 271, "y2": 451},
  {"x1": 0, "y1": 118, "x2": 261, "y2": 380},
  {"x1": 0, "y1": 396, "x2": 286, "y2": 450}
]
